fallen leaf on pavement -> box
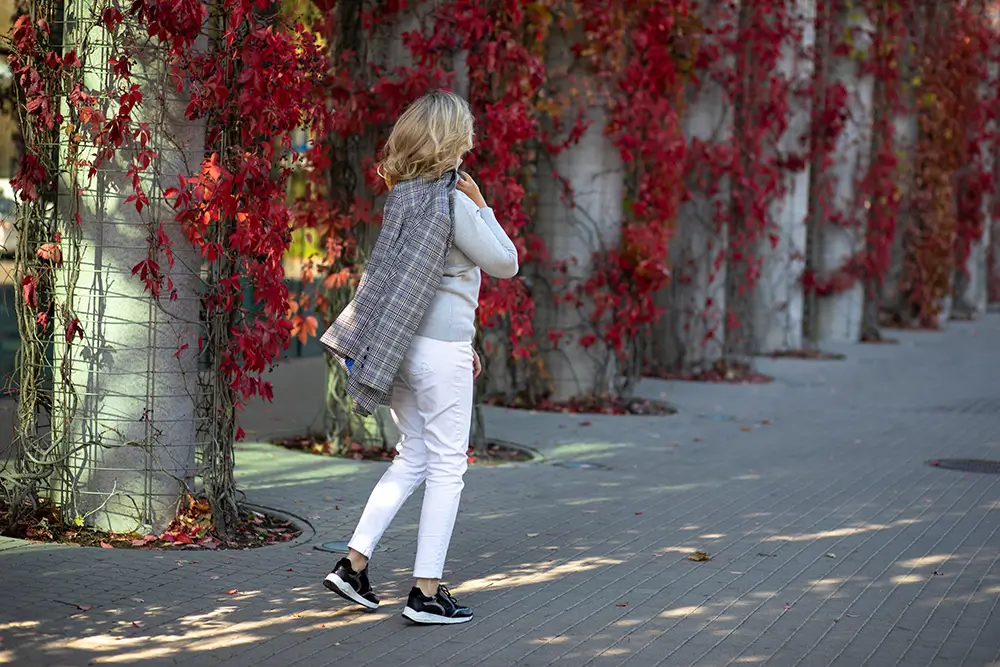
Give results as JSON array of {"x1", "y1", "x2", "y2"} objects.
[
  {"x1": 209, "y1": 575, "x2": 221, "y2": 580},
  {"x1": 130, "y1": 598, "x2": 145, "y2": 603},
  {"x1": 615, "y1": 602, "x2": 629, "y2": 607},
  {"x1": 75, "y1": 604, "x2": 92, "y2": 612},
  {"x1": 131, "y1": 620, "x2": 145, "y2": 628},
  {"x1": 226, "y1": 589, "x2": 239, "y2": 595},
  {"x1": 526, "y1": 533, "x2": 539, "y2": 538},
  {"x1": 635, "y1": 511, "x2": 644, "y2": 516},
  {"x1": 580, "y1": 421, "x2": 592, "y2": 427},
  {"x1": 740, "y1": 426, "x2": 751, "y2": 432},
  {"x1": 688, "y1": 551, "x2": 712, "y2": 562},
  {"x1": 824, "y1": 553, "x2": 836, "y2": 559}
]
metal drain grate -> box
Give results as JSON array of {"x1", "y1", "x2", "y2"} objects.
[{"x1": 926, "y1": 459, "x2": 1000, "y2": 474}]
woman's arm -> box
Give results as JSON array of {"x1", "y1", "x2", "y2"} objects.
[{"x1": 453, "y1": 189, "x2": 519, "y2": 279}]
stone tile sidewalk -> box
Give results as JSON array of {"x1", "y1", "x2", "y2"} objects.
[{"x1": 1, "y1": 317, "x2": 999, "y2": 667}]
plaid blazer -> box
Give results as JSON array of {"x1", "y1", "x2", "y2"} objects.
[{"x1": 319, "y1": 171, "x2": 457, "y2": 416}]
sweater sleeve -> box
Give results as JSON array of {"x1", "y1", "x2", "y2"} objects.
[{"x1": 452, "y1": 192, "x2": 520, "y2": 279}]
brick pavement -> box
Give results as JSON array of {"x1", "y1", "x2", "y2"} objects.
[{"x1": 1, "y1": 316, "x2": 999, "y2": 667}]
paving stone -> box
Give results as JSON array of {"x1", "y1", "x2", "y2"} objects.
[{"x1": 1, "y1": 317, "x2": 999, "y2": 666}]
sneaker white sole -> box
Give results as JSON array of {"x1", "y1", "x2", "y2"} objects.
[
  {"x1": 323, "y1": 573, "x2": 379, "y2": 610},
  {"x1": 401, "y1": 606, "x2": 473, "y2": 625}
]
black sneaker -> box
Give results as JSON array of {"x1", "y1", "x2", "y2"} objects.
[
  {"x1": 401, "y1": 585, "x2": 473, "y2": 625},
  {"x1": 323, "y1": 557, "x2": 380, "y2": 610}
]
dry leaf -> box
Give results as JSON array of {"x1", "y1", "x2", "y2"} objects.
[
  {"x1": 688, "y1": 551, "x2": 712, "y2": 562},
  {"x1": 740, "y1": 426, "x2": 751, "y2": 432},
  {"x1": 131, "y1": 620, "x2": 145, "y2": 628},
  {"x1": 615, "y1": 602, "x2": 629, "y2": 607},
  {"x1": 75, "y1": 604, "x2": 92, "y2": 612},
  {"x1": 226, "y1": 589, "x2": 239, "y2": 595},
  {"x1": 130, "y1": 597, "x2": 145, "y2": 603},
  {"x1": 824, "y1": 553, "x2": 836, "y2": 559}
]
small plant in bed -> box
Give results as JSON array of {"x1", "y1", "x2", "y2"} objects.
[
  {"x1": 272, "y1": 434, "x2": 535, "y2": 464},
  {"x1": 1, "y1": 495, "x2": 300, "y2": 550},
  {"x1": 481, "y1": 393, "x2": 675, "y2": 416},
  {"x1": 644, "y1": 360, "x2": 773, "y2": 384}
]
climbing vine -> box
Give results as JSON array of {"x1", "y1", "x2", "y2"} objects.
[
  {"x1": 3, "y1": 0, "x2": 327, "y2": 536},
  {"x1": 803, "y1": 1, "x2": 999, "y2": 332}
]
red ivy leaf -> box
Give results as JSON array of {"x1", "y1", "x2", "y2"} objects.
[
  {"x1": 65, "y1": 318, "x2": 84, "y2": 342},
  {"x1": 21, "y1": 275, "x2": 38, "y2": 309}
]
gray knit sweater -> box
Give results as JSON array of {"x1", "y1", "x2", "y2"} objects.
[{"x1": 414, "y1": 191, "x2": 519, "y2": 342}]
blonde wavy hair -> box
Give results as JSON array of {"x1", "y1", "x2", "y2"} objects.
[{"x1": 378, "y1": 90, "x2": 474, "y2": 189}]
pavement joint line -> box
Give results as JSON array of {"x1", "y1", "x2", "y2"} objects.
[
  {"x1": 221, "y1": 467, "x2": 774, "y2": 667},
  {"x1": 607, "y1": 461, "x2": 948, "y2": 667},
  {"x1": 283, "y1": 461, "x2": 781, "y2": 667},
  {"x1": 502, "y1": 460, "x2": 903, "y2": 667},
  {"x1": 776, "y1": 474, "x2": 998, "y2": 667},
  {"x1": 902, "y1": 514, "x2": 1000, "y2": 667},
  {"x1": 693, "y1": 470, "x2": 984, "y2": 667},
  {"x1": 425, "y1": 452, "x2": 898, "y2": 667}
]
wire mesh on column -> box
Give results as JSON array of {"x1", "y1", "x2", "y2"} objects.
[{"x1": 0, "y1": 0, "x2": 218, "y2": 535}]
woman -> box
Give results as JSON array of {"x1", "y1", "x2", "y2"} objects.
[{"x1": 320, "y1": 90, "x2": 519, "y2": 625}]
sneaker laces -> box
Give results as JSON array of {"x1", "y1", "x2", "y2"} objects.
[{"x1": 437, "y1": 585, "x2": 458, "y2": 605}]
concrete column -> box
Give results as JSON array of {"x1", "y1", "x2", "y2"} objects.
[
  {"x1": 814, "y1": 9, "x2": 874, "y2": 344},
  {"x1": 652, "y1": 2, "x2": 735, "y2": 371},
  {"x1": 533, "y1": 104, "x2": 624, "y2": 401},
  {"x1": 958, "y1": 67, "x2": 998, "y2": 316},
  {"x1": 754, "y1": 0, "x2": 815, "y2": 353},
  {"x1": 52, "y1": 6, "x2": 204, "y2": 533}
]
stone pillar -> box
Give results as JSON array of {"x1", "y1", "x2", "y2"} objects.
[
  {"x1": 52, "y1": 6, "x2": 204, "y2": 533},
  {"x1": 958, "y1": 67, "x2": 998, "y2": 316},
  {"x1": 753, "y1": 0, "x2": 815, "y2": 353},
  {"x1": 652, "y1": 2, "x2": 735, "y2": 371},
  {"x1": 533, "y1": 103, "x2": 624, "y2": 401},
  {"x1": 814, "y1": 9, "x2": 874, "y2": 344}
]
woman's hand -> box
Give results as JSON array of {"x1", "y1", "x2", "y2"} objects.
[
  {"x1": 473, "y1": 349, "x2": 482, "y2": 379},
  {"x1": 458, "y1": 171, "x2": 488, "y2": 209}
]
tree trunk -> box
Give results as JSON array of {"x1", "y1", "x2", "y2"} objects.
[{"x1": 50, "y1": 4, "x2": 204, "y2": 533}]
